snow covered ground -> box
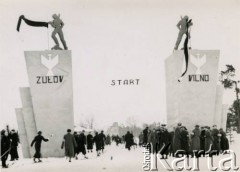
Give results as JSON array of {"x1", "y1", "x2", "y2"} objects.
[{"x1": 2, "y1": 132, "x2": 240, "y2": 172}]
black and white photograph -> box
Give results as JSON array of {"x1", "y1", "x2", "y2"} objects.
[{"x1": 0, "y1": 0, "x2": 240, "y2": 171}]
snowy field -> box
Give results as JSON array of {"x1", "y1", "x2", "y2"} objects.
[{"x1": 2, "y1": 132, "x2": 240, "y2": 172}]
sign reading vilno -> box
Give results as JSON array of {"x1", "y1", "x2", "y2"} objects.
[
  {"x1": 36, "y1": 53, "x2": 64, "y2": 84},
  {"x1": 188, "y1": 53, "x2": 209, "y2": 82}
]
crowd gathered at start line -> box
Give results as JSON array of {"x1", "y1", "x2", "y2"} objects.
[{"x1": 1, "y1": 123, "x2": 230, "y2": 168}]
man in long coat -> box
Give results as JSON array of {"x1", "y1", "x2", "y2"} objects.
[
  {"x1": 143, "y1": 127, "x2": 149, "y2": 145},
  {"x1": 61, "y1": 129, "x2": 77, "y2": 162},
  {"x1": 159, "y1": 125, "x2": 170, "y2": 159},
  {"x1": 93, "y1": 132, "x2": 102, "y2": 156},
  {"x1": 200, "y1": 127, "x2": 206, "y2": 152},
  {"x1": 219, "y1": 128, "x2": 229, "y2": 151},
  {"x1": 148, "y1": 129, "x2": 159, "y2": 154},
  {"x1": 125, "y1": 131, "x2": 133, "y2": 151},
  {"x1": 1, "y1": 130, "x2": 11, "y2": 168},
  {"x1": 9, "y1": 129, "x2": 19, "y2": 161},
  {"x1": 173, "y1": 123, "x2": 182, "y2": 156},
  {"x1": 204, "y1": 126, "x2": 213, "y2": 154},
  {"x1": 99, "y1": 131, "x2": 106, "y2": 153},
  {"x1": 180, "y1": 126, "x2": 190, "y2": 157},
  {"x1": 211, "y1": 125, "x2": 220, "y2": 155},
  {"x1": 73, "y1": 132, "x2": 80, "y2": 159},
  {"x1": 191, "y1": 125, "x2": 201, "y2": 157}
]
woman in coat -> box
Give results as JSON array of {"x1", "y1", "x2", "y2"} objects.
[
  {"x1": 87, "y1": 132, "x2": 94, "y2": 152},
  {"x1": 31, "y1": 131, "x2": 49, "y2": 163}
]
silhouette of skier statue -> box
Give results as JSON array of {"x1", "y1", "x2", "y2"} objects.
[
  {"x1": 49, "y1": 14, "x2": 68, "y2": 50},
  {"x1": 174, "y1": 15, "x2": 193, "y2": 50}
]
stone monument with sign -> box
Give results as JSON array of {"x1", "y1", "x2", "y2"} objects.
[
  {"x1": 16, "y1": 50, "x2": 74, "y2": 157},
  {"x1": 165, "y1": 50, "x2": 227, "y2": 130}
]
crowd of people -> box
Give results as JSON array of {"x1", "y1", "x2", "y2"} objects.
[
  {"x1": 1, "y1": 123, "x2": 231, "y2": 168},
  {"x1": 1, "y1": 127, "x2": 20, "y2": 168},
  {"x1": 56, "y1": 129, "x2": 107, "y2": 162},
  {"x1": 138, "y1": 123, "x2": 229, "y2": 159}
]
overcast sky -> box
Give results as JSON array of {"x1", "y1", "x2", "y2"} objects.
[{"x1": 0, "y1": 0, "x2": 240, "y2": 130}]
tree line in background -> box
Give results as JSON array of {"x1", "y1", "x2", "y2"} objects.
[{"x1": 220, "y1": 64, "x2": 240, "y2": 133}]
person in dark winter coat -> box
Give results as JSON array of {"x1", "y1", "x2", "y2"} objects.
[
  {"x1": 200, "y1": 127, "x2": 206, "y2": 152},
  {"x1": 1, "y1": 130, "x2": 11, "y2": 168},
  {"x1": 204, "y1": 127, "x2": 213, "y2": 154},
  {"x1": 159, "y1": 125, "x2": 170, "y2": 159},
  {"x1": 219, "y1": 128, "x2": 229, "y2": 152},
  {"x1": 73, "y1": 132, "x2": 80, "y2": 159},
  {"x1": 9, "y1": 129, "x2": 19, "y2": 161},
  {"x1": 114, "y1": 135, "x2": 121, "y2": 146},
  {"x1": 138, "y1": 132, "x2": 144, "y2": 147},
  {"x1": 173, "y1": 123, "x2": 182, "y2": 155},
  {"x1": 169, "y1": 129, "x2": 175, "y2": 157},
  {"x1": 148, "y1": 129, "x2": 159, "y2": 154},
  {"x1": 77, "y1": 130, "x2": 88, "y2": 159},
  {"x1": 31, "y1": 131, "x2": 49, "y2": 163},
  {"x1": 211, "y1": 125, "x2": 220, "y2": 154},
  {"x1": 87, "y1": 132, "x2": 94, "y2": 153},
  {"x1": 61, "y1": 129, "x2": 77, "y2": 162},
  {"x1": 105, "y1": 135, "x2": 111, "y2": 145},
  {"x1": 143, "y1": 127, "x2": 149, "y2": 145},
  {"x1": 93, "y1": 132, "x2": 102, "y2": 156},
  {"x1": 180, "y1": 126, "x2": 190, "y2": 156},
  {"x1": 125, "y1": 131, "x2": 133, "y2": 151},
  {"x1": 191, "y1": 125, "x2": 201, "y2": 157},
  {"x1": 99, "y1": 131, "x2": 106, "y2": 153}
]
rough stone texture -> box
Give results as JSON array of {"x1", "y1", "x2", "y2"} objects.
[
  {"x1": 19, "y1": 87, "x2": 37, "y2": 157},
  {"x1": 15, "y1": 108, "x2": 31, "y2": 158},
  {"x1": 24, "y1": 50, "x2": 74, "y2": 157},
  {"x1": 165, "y1": 50, "x2": 221, "y2": 130}
]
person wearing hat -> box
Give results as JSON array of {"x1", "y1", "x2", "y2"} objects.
[
  {"x1": 173, "y1": 123, "x2": 182, "y2": 156},
  {"x1": 211, "y1": 125, "x2": 220, "y2": 155},
  {"x1": 219, "y1": 128, "x2": 229, "y2": 152},
  {"x1": 191, "y1": 125, "x2": 201, "y2": 157},
  {"x1": 77, "y1": 130, "x2": 88, "y2": 159},
  {"x1": 99, "y1": 130, "x2": 106, "y2": 153},
  {"x1": 204, "y1": 126, "x2": 213, "y2": 154},
  {"x1": 180, "y1": 126, "x2": 190, "y2": 156},
  {"x1": 159, "y1": 124, "x2": 170, "y2": 159},
  {"x1": 1, "y1": 129, "x2": 11, "y2": 168},
  {"x1": 93, "y1": 132, "x2": 101, "y2": 156},
  {"x1": 31, "y1": 131, "x2": 49, "y2": 163},
  {"x1": 87, "y1": 132, "x2": 94, "y2": 153},
  {"x1": 124, "y1": 131, "x2": 133, "y2": 151},
  {"x1": 9, "y1": 129, "x2": 19, "y2": 161},
  {"x1": 200, "y1": 126, "x2": 206, "y2": 154},
  {"x1": 62, "y1": 129, "x2": 77, "y2": 162},
  {"x1": 148, "y1": 128, "x2": 159, "y2": 154}
]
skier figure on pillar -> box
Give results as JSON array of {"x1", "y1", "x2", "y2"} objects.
[
  {"x1": 49, "y1": 14, "x2": 68, "y2": 50},
  {"x1": 174, "y1": 15, "x2": 193, "y2": 50}
]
